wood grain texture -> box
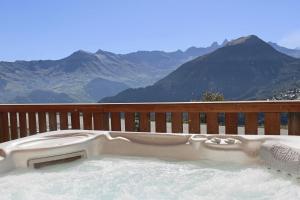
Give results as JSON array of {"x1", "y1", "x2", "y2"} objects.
[
  {"x1": 172, "y1": 112, "x2": 183, "y2": 133},
  {"x1": 59, "y1": 112, "x2": 68, "y2": 130},
  {"x1": 28, "y1": 112, "x2": 37, "y2": 135},
  {"x1": 19, "y1": 112, "x2": 27, "y2": 138},
  {"x1": 38, "y1": 112, "x2": 47, "y2": 133},
  {"x1": 111, "y1": 112, "x2": 121, "y2": 131},
  {"x1": 100, "y1": 101, "x2": 300, "y2": 113},
  {"x1": 188, "y1": 112, "x2": 200, "y2": 134},
  {"x1": 264, "y1": 112, "x2": 280, "y2": 135},
  {"x1": 125, "y1": 112, "x2": 135, "y2": 131},
  {"x1": 288, "y1": 112, "x2": 300, "y2": 135},
  {"x1": 155, "y1": 112, "x2": 166, "y2": 133},
  {"x1": 0, "y1": 101, "x2": 300, "y2": 113},
  {"x1": 93, "y1": 112, "x2": 109, "y2": 130},
  {"x1": 206, "y1": 113, "x2": 219, "y2": 134},
  {"x1": 48, "y1": 112, "x2": 57, "y2": 131},
  {"x1": 245, "y1": 113, "x2": 258, "y2": 135},
  {"x1": 139, "y1": 112, "x2": 150, "y2": 132},
  {"x1": 71, "y1": 111, "x2": 80, "y2": 129},
  {"x1": 10, "y1": 112, "x2": 18, "y2": 140},
  {"x1": 83, "y1": 112, "x2": 92, "y2": 130},
  {"x1": 225, "y1": 113, "x2": 238, "y2": 134},
  {"x1": 0, "y1": 112, "x2": 9, "y2": 142}
]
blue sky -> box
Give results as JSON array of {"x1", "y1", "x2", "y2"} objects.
[{"x1": 0, "y1": 0, "x2": 299, "y2": 61}]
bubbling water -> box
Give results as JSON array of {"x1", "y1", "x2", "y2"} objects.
[{"x1": 0, "y1": 156, "x2": 299, "y2": 200}]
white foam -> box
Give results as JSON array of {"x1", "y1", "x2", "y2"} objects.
[{"x1": 0, "y1": 157, "x2": 299, "y2": 200}]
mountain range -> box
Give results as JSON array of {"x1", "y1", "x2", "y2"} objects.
[
  {"x1": 0, "y1": 42, "x2": 225, "y2": 103},
  {"x1": 101, "y1": 35, "x2": 300, "y2": 102},
  {"x1": 0, "y1": 37, "x2": 300, "y2": 103}
]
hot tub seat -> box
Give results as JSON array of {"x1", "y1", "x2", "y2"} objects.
[
  {"x1": 260, "y1": 141, "x2": 300, "y2": 175},
  {"x1": 110, "y1": 131, "x2": 191, "y2": 145},
  {"x1": 7, "y1": 131, "x2": 98, "y2": 150}
]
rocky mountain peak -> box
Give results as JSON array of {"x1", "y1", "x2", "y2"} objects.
[
  {"x1": 225, "y1": 35, "x2": 262, "y2": 47},
  {"x1": 221, "y1": 39, "x2": 229, "y2": 46},
  {"x1": 210, "y1": 41, "x2": 219, "y2": 48}
]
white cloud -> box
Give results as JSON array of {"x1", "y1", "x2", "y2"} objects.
[{"x1": 279, "y1": 31, "x2": 300, "y2": 49}]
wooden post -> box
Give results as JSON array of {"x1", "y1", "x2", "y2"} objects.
[
  {"x1": 59, "y1": 112, "x2": 69, "y2": 130},
  {"x1": 225, "y1": 113, "x2": 238, "y2": 134},
  {"x1": 71, "y1": 110, "x2": 80, "y2": 129},
  {"x1": 189, "y1": 112, "x2": 200, "y2": 133},
  {"x1": 245, "y1": 112, "x2": 258, "y2": 134},
  {"x1": 206, "y1": 113, "x2": 219, "y2": 134},
  {"x1": 19, "y1": 112, "x2": 28, "y2": 137},
  {"x1": 172, "y1": 112, "x2": 183, "y2": 133},
  {"x1": 155, "y1": 112, "x2": 166, "y2": 133},
  {"x1": 111, "y1": 112, "x2": 121, "y2": 131},
  {"x1": 83, "y1": 112, "x2": 93, "y2": 130},
  {"x1": 93, "y1": 112, "x2": 109, "y2": 130},
  {"x1": 10, "y1": 112, "x2": 18, "y2": 140},
  {"x1": 48, "y1": 112, "x2": 57, "y2": 131},
  {"x1": 0, "y1": 112, "x2": 9, "y2": 142},
  {"x1": 264, "y1": 113, "x2": 280, "y2": 135},
  {"x1": 38, "y1": 112, "x2": 47, "y2": 133},
  {"x1": 288, "y1": 112, "x2": 300, "y2": 135},
  {"x1": 125, "y1": 112, "x2": 135, "y2": 131},
  {"x1": 139, "y1": 112, "x2": 150, "y2": 132},
  {"x1": 28, "y1": 112, "x2": 37, "y2": 135}
]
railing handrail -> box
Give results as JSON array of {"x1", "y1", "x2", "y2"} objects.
[
  {"x1": 0, "y1": 100, "x2": 300, "y2": 143},
  {"x1": 0, "y1": 100, "x2": 300, "y2": 113}
]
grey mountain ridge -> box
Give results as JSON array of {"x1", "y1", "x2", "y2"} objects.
[
  {"x1": 101, "y1": 35, "x2": 300, "y2": 102},
  {"x1": 0, "y1": 42, "x2": 223, "y2": 103},
  {"x1": 0, "y1": 37, "x2": 299, "y2": 103}
]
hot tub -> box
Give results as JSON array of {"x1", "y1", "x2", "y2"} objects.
[{"x1": 0, "y1": 130, "x2": 299, "y2": 199}]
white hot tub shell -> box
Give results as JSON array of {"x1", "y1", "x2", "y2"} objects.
[{"x1": 0, "y1": 130, "x2": 299, "y2": 177}]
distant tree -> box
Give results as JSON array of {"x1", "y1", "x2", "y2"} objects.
[{"x1": 201, "y1": 91, "x2": 224, "y2": 101}]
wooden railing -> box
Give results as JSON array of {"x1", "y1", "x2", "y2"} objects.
[{"x1": 0, "y1": 101, "x2": 300, "y2": 142}]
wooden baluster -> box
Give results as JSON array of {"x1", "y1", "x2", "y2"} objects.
[
  {"x1": 125, "y1": 112, "x2": 135, "y2": 131},
  {"x1": 48, "y1": 112, "x2": 57, "y2": 131},
  {"x1": 93, "y1": 112, "x2": 109, "y2": 130},
  {"x1": 139, "y1": 112, "x2": 150, "y2": 132},
  {"x1": 83, "y1": 112, "x2": 93, "y2": 130},
  {"x1": 71, "y1": 110, "x2": 80, "y2": 129},
  {"x1": 38, "y1": 112, "x2": 47, "y2": 133},
  {"x1": 9, "y1": 112, "x2": 17, "y2": 140},
  {"x1": 28, "y1": 112, "x2": 37, "y2": 135},
  {"x1": 111, "y1": 112, "x2": 121, "y2": 131},
  {"x1": 0, "y1": 112, "x2": 9, "y2": 142},
  {"x1": 264, "y1": 112, "x2": 280, "y2": 135},
  {"x1": 19, "y1": 112, "x2": 27, "y2": 138},
  {"x1": 172, "y1": 112, "x2": 183, "y2": 133},
  {"x1": 189, "y1": 112, "x2": 200, "y2": 134},
  {"x1": 59, "y1": 112, "x2": 69, "y2": 130},
  {"x1": 155, "y1": 112, "x2": 166, "y2": 133},
  {"x1": 225, "y1": 113, "x2": 238, "y2": 134},
  {"x1": 245, "y1": 113, "x2": 258, "y2": 134},
  {"x1": 206, "y1": 113, "x2": 219, "y2": 134},
  {"x1": 288, "y1": 112, "x2": 300, "y2": 135},
  {"x1": 10, "y1": 112, "x2": 18, "y2": 140}
]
